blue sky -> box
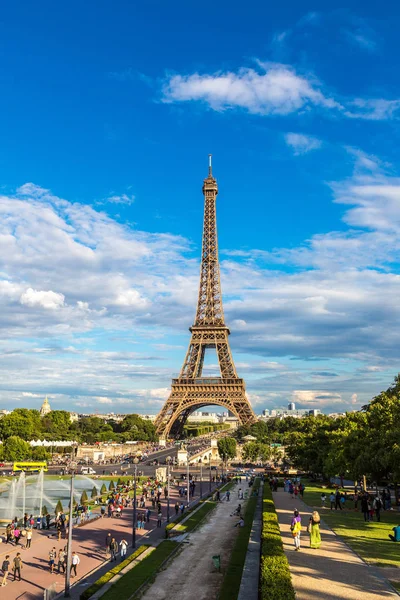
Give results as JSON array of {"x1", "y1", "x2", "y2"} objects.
[{"x1": 1, "y1": 2, "x2": 400, "y2": 415}]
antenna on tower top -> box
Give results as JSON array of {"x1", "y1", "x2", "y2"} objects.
[{"x1": 208, "y1": 154, "x2": 212, "y2": 176}]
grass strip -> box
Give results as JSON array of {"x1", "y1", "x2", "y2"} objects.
[
  {"x1": 260, "y1": 485, "x2": 295, "y2": 600},
  {"x1": 173, "y1": 499, "x2": 217, "y2": 533},
  {"x1": 100, "y1": 541, "x2": 177, "y2": 600},
  {"x1": 79, "y1": 545, "x2": 149, "y2": 600},
  {"x1": 218, "y1": 478, "x2": 260, "y2": 600}
]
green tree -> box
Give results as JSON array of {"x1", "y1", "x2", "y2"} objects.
[
  {"x1": 91, "y1": 486, "x2": 98, "y2": 499},
  {"x1": 100, "y1": 483, "x2": 107, "y2": 495},
  {"x1": 42, "y1": 505, "x2": 48, "y2": 516},
  {"x1": 41, "y1": 411, "x2": 73, "y2": 440},
  {"x1": 80, "y1": 490, "x2": 89, "y2": 505},
  {"x1": 242, "y1": 442, "x2": 259, "y2": 463},
  {"x1": 3, "y1": 436, "x2": 31, "y2": 461},
  {"x1": 0, "y1": 409, "x2": 42, "y2": 441},
  {"x1": 109, "y1": 480, "x2": 115, "y2": 491},
  {"x1": 32, "y1": 446, "x2": 50, "y2": 461},
  {"x1": 217, "y1": 437, "x2": 237, "y2": 463},
  {"x1": 55, "y1": 500, "x2": 63, "y2": 513}
]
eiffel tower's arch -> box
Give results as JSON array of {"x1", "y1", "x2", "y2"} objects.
[{"x1": 155, "y1": 157, "x2": 257, "y2": 439}]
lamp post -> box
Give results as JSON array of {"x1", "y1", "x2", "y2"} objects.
[
  {"x1": 209, "y1": 456, "x2": 212, "y2": 493},
  {"x1": 166, "y1": 459, "x2": 171, "y2": 523},
  {"x1": 200, "y1": 463, "x2": 203, "y2": 499},
  {"x1": 64, "y1": 471, "x2": 75, "y2": 597},
  {"x1": 186, "y1": 453, "x2": 190, "y2": 507},
  {"x1": 132, "y1": 457, "x2": 139, "y2": 548}
]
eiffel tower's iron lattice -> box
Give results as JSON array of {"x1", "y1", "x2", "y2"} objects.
[{"x1": 155, "y1": 157, "x2": 257, "y2": 438}]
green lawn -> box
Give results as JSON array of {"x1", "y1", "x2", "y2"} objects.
[
  {"x1": 172, "y1": 500, "x2": 217, "y2": 533},
  {"x1": 101, "y1": 541, "x2": 177, "y2": 600},
  {"x1": 302, "y1": 481, "x2": 400, "y2": 567}
]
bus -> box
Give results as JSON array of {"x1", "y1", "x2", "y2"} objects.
[{"x1": 13, "y1": 461, "x2": 48, "y2": 473}]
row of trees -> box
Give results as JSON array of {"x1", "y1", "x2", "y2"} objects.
[
  {"x1": 0, "y1": 410, "x2": 157, "y2": 444},
  {"x1": 237, "y1": 375, "x2": 400, "y2": 485}
]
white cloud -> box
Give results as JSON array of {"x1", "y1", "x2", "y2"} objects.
[
  {"x1": 162, "y1": 62, "x2": 339, "y2": 116},
  {"x1": 284, "y1": 132, "x2": 322, "y2": 155},
  {"x1": 20, "y1": 288, "x2": 65, "y2": 310},
  {"x1": 161, "y1": 61, "x2": 400, "y2": 121},
  {"x1": 106, "y1": 193, "x2": 135, "y2": 205}
]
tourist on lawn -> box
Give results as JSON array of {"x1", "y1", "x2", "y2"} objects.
[
  {"x1": 290, "y1": 509, "x2": 302, "y2": 551},
  {"x1": 1, "y1": 555, "x2": 10, "y2": 586},
  {"x1": 361, "y1": 494, "x2": 370, "y2": 521},
  {"x1": 340, "y1": 494, "x2": 346, "y2": 509},
  {"x1": 71, "y1": 552, "x2": 80, "y2": 577},
  {"x1": 12, "y1": 553, "x2": 22, "y2": 581},
  {"x1": 329, "y1": 492, "x2": 335, "y2": 511},
  {"x1": 335, "y1": 490, "x2": 342, "y2": 510},
  {"x1": 49, "y1": 547, "x2": 57, "y2": 574},
  {"x1": 58, "y1": 548, "x2": 66, "y2": 574},
  {"x1": 389, "y1": 525, "x2": 400, "y2": 542},
  {"x1": 25, "y1": 528, "x2": 32, "y2": 549},
  {"x1": 110, "y1": 537, "x2": 118, "y2": 562},
  {"x1": 120, "y1": 539, "x2": 128, "y2": 560},
  {"x1": 308, "y1": 511, "x2": 321, "y2": 549},
  {"x1": 321, "y1": 493, "x2": 326, "y2": 508}
]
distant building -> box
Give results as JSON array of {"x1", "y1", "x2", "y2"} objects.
[
  {"x1": 0, "y1": 409, "x2": 11, "y2": 417},
  {"x1": 40, "y1": 396, "x2": 51, "y2": 416},
  {"x1": 260, "y1": 406, "x2": 321, "y2": 419},
  {"x1": 288, "y1": 402, "x2": 296, "y2": 411},
  {"x1": 188, "y1": 412, "x2": 219, "y2": 423},
  {"x1": 69, "y1": 412, "x2": 79, "y2": 423}
]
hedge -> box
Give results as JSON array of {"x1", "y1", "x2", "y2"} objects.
[
  {"x1": 79, "y1": 545, "x2": 149, "y2": 600},
  {"x1": 218, "y1": 478, "x2": 260, "y2": 600},
  {"x1": 101, "y1": 541, "x2": 177, "y2": 600},
  {"x1": 260, "y1": 485, "x2": 295, "y2": 600}
]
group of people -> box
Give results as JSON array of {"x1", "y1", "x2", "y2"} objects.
[
  {"x1": 283, "y1": 478, "x2": 305, "y2": 499},
  {"x1": 290, "y1": 509, "x2": 321, "y2": 551},
  {"x1": 105, "y1": 533, "x2": 129, "y2": 561}
]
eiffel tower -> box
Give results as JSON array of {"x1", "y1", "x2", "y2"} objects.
[{"x1": 155, "y1": 156, "x2": 257, "y2": 438}]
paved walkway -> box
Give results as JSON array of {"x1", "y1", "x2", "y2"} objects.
[
  {"x1": 0, "y1": 481, "x2": 217, "y2": 600},
  {"x1": 273, "y1": 489, "x2": 398, "y2": 600}
]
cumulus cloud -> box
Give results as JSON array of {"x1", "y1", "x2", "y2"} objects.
[
  {"x1": 284, "y1": 132, "x2": 322, "y2": 155},
  {"x1": 20, "y1": 288, "x2": 65, "y2": 310},
  {"x1": 105, "y1": 193, "x2": 135, "y2": 205},
  {"x1": 161, "y1": 61, "x2": 400, "y2": 121}
]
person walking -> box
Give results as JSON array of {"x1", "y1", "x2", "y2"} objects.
[
  {"x1": 157, "y1": 511, "x2": 162, "y2": 527},
  {"x1": 308, "y1": 511, "x2": 321, "y2": 549},
  {"x1": 226, "y1": 490, "x2": 230, "y2": 501},
  {"x1": 71, "y1": 552, "x2": 80, "y2": 577},
  {"x1": 146, "y1": 508, "x2": 151, "y2": 523},
  {"x1": 329, "y1": 492, "x2": 335, "y2": 511},
  {"x1": 335, "y1": 490, "x2": 342, "y2": 511},
  {"x1": 58, "y1": 548, "x2": 66, "y2": 574},
  {"x1": 1, "y1": 555, "x2": 10, "y2": 586},
  {"x1": 291, "y1": 509, "x2": 302, "y2": 551},
  {"x1": 361, "y1": 494, "x2": 370, "y2": 522},
  {"x1": 49, "y1": 547, "x2": 57, "y2": 574},
  {"x1": 12, "y1": 553, "x2": 22, "y2": 581},
  {"x1": 110, "y1": 538, "x2": 118, "y2": 562},
  {"x1": 175, "y1": 502, "x2": 179, "y2": 516},
  {"x1": 120, "y1": 538, "x2": 128, "y2": 560},
  {"x1": 374, "y1": 496, "x2": 382, "y2": 522},
  {"x1": 46, "y1": 513, "x2": 51, "y2": 530},
  {"x1": 321, "y1": 493, "x2": 326, "y2": 508},
  {"x1": 14, "y1": 526, "x2": 21, "y2": 546},
  {"x1": 105, "y1": 533, "x2": 112, "y2": 557},
  {"x1": 5, "y1": 524, "x2": 12, "y2": 544},
  {"x1": 25, "y1": 528, "x2": 32, "y2": 549}
]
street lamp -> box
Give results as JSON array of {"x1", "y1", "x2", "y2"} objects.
[
  {"x1": 209, "y1": 455, "x2": 212, "y2": 493},
  {"x1": 200, "y1": 463, "x2": 203, "y2": 499},
  {"x1": 64, "y1": 470, "x2": 75, "y2": 597},
  {"x1": 167, "y1": 459, "x2": 170, "y2": 523},
  {"x1": 132, "y1": 457, "x2": 139, "y2": 548}
]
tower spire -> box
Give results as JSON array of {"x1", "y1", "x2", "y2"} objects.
[{"x1": 208, "y1": 153, "x2": 212, "y2": 177}]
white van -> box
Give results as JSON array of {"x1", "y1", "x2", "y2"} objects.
[{"x1": 80, "y1": 466, "x2": 96, "y2": 475}]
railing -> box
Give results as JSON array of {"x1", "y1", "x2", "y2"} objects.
[{"x1": 172, "y1": 377, "x2": 244, "y2": 385}]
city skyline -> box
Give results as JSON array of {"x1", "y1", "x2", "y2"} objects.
[{"x1": 1, "y1": 3, "x2": 400, "y2": 414}]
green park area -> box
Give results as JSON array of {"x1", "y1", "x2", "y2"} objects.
[{"x1": 302, "y1": 481, "x2": 400, "y2": 568}]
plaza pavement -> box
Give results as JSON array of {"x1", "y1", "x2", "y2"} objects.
[
  {"x1": 0, "y1": 481, "x2": 216, "y2": 600},
  {"x1": 273, "y1": 489, "x2": 398, "y2": 600}
]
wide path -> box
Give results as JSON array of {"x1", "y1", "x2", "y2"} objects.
[
  {"x1": 141, "y1": 483, "x2": 244, "y2": 600},
  {"x1": 273, "y1": 489, "x2": 398, "y2": 600},
  {"x1": 0, "y1": 481, "x2": 212, "y2": 600}
]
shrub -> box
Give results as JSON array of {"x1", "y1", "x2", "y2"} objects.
[
  {"x1": 79, "y1": 545, "x2": 149, "y2": 600},
  {"x1": 55, "y1": 500, "x2": 63, "y2": 514},
  {"x1": 260, "y1": 485, "x2": 295, "y2": 600},
  {"x1": 80, "y1": 490, "x2": 89, "y2": 505},
  {"x1": 109, "y1": 480, "x2": 115, "y2": 491},
  {"x1": 42, "y1": 505, "x2": 48, "y2": 516},
  {"x1": 91, "y1": 485, "x2": 98, "y2": 499},
  {"x1": 100, "y1": 483, "x2": 107, "y2": 495}
]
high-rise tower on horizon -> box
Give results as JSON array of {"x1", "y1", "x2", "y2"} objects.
[{"x1": 154, "y1": 157, "x2": 257, "y2": 438}]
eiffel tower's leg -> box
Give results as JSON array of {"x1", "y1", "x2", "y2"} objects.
[{"x1": 215, "y1": 330, "x2": 237, "y2": 378}]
